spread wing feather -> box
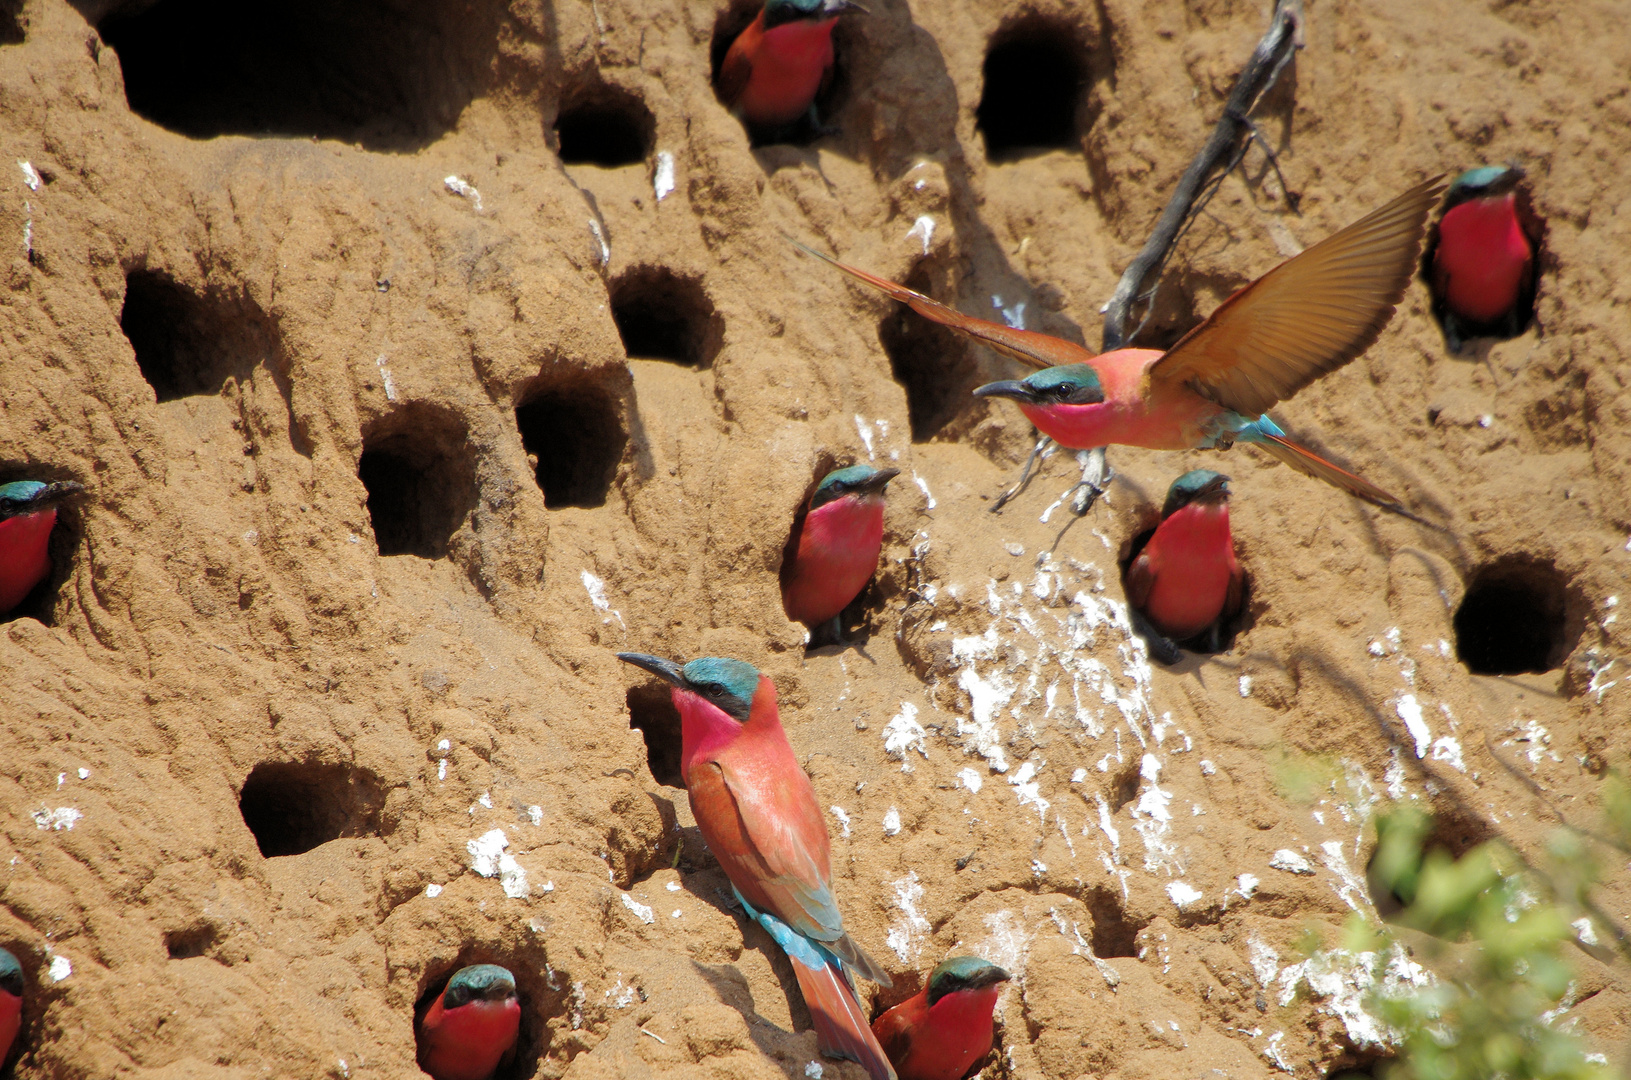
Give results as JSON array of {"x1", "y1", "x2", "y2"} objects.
[
  {"x1": 788, "y1": 238, "x2": 1095, "y2": 371},
  {"x1": 1151, "y1": 177, "x2": 1446, "y2": 417}
]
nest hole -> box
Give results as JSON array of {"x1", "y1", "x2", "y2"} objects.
[
  {"x1": 977, "y1": 18, "x2": 1089, "y2": 160},
  {"x1": 514, "y1": 379, "x2": 626, "y2": 509},
  {"x1": 1, "y1": 0, "x2": 23, "y2": 44},
  {"x1": 0, "y1": 473, "x2": 84, "y2": 628},
  {"x1": 877, "y1": 265, "x2": 980, "y2": 441},
  {"x1": 1366, "y1": 805, "x2": 1496, "y2": 922},
  {"x1": 96, "y1": 0, "x2": 497, "y2": 148},
  {"x1": 706, "y1": 0, "x2": 856, "y2": 145},
  {"x1": 121, "y1": 269, "x2": 282, "y2": 402},
  {"x1": 358, "y1": 405, "x2": 477, "y2": 557},
  {"x1": 625, "y1": 684, "x2": 685, "y2": 789},
  {"x1": 609, "y1": 267, "x2": 722, "y2": 367},
  {"x1": 164, "y1": 923, "x2": 222, "y2": 961},
  {"x1": 555, "y1": 85, "x2": 654, "y2": 167},
  {"x1": 1454, "y1": 557, "x2": 1570, "y2": 675},
  {"x1": 1082, "y1": 885, "x2": 1141, "y2": 957},
  {"x1": 1120, "y1": 520, "x2": 1250, "y2": 654},
  {"x1": 415, "y1": 951, "x2": 565, "y2": 1080},
  {"x1": 238, "y1": 761, "x2": 386, "y2": 858}
]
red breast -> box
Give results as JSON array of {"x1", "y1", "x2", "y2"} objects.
[
  {"x1": 418, "y1": 997, "x2": 521, "y2": 1080},
  {"x1": 1433, "y1": 193, "x2": 1531, "y2": 322},
  {"x1": 0, "y1": 509, "x2": 57, "y2": 615},
  {"x1": 1139, "y1": 501, "x2": 1237, "y2": 640}
]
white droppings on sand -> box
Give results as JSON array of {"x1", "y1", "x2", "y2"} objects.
[
  {"x1": 1131, "y1": 754, "x2": 1178, "y2": 874},
  {"x1": 885, "y1": 872, "x2": 929, "y2": 963},
  {"x1": 1276, "y1": 945, "x2": 1430, "y2": 1048},
  {"x1": 805, "y1": 1061, "x2": 824, "y2": 1078},
  {"x1": 374, "y1": 354, "x2": 397, "y2": 401},
  {"x1": 18, "y1": 160, "x2": 40, "y2": 190},
  {"x1": 621, "y1": 893, "x2": 655, "y2": 924},
  {"x1": 1320, "y1": 840, "x2": 1367, "y2": 910},
  {"x1": 1248, "y1": 935, "x2": 1280, "y2": 987},
  {"x1": 467, "y1": 829, "x2": 530, "y2": 897},
  {"x1": 912, "y1": 472, "x2": 936, "y2": 509},
  {"x1": 1166, "y1": 881, "x2": 1203, "y2": 909},
  {"x1": 32, "y1": 807, "x2": 81, "y2": 831},
  {"x1": 882, "y1": 807, "x2": 902, "y2": 836},
  {"x1": 906, "y1": 215, "x2": 934, "y2": 255},
  {"x1": 1431, "y1": 736, "x2": 1466, "y2": 772},
  {"x1": 653, "y1": 151, "x2": 675, "y2": 200},
  {"x1": 1008, "y1": 760, "x2": 1050, "y2": 821},
  {"x1": 425, "y1": 883, "x2": 443, "y2": 898},
  {"x1": 48, "y1": 955, "x2": 71, "y2": 982},
  {"x1": 1238, "y1": 675, "x2": 1253, "y2": 698},
  {"x1": 976, "y1": 909, "x2": 1034, "y2": 979},
  {"x1": 883, "y1": 702, "x2": 928, "y2": 768},
  {"x1": 443, "y1": 175, "x2": 483, "y2": 211},
  {"x1": 830, "y1": 805, "x2": 851, "y2": 839},
  {"x1": 1396, "y1": 694, "x2": 1430, "y2": 758},
  {"x1": 588, "y1": 218, "x2": 609, "y2": 265},
  {"x1": 1270, "y1": 849, "x2": 1314, "y2": 875},
  {"x1": 957, "y1": 767, "x2": 984, "y2": 794}
]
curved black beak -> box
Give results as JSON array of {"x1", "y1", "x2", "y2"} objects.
[
  {"x1": 823, "y1": 0, "x2": 867, "y2": 14},
  {"x1": 0, "y1": 480, "x2": 87, "y2": 516},
  {"x1": 616, "y1": 652, "x2": 687, "y2": 687},
  {"x1": 971, "y1": 965, "x2": 1013, "y2": 990},
  {"x1": 860, "y1": 468, "x2": 900, "y2": 494},
  {"x1": 972, "y1": 380, "x2": 1037, "y2": 405},
  {"x1": 1196, "y1": 473, "x2": 1231, "y2": 501}
]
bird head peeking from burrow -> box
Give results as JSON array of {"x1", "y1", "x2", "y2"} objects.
[
  {"x1": 616, "y1": 653, "x2": 761, "y2": 722},
  {"x1": 808, "y1": 464, "x2": 899, "y2": 510},
  {"x1": 1160, "y1": 469, "x2": 1231, "y2": 518},
  {"x1": 762, "y1": 0, "x2": 866, "y2": 29},
  {"x1": 973, "y1": 364, "x2": 1106, "y2": 407}
]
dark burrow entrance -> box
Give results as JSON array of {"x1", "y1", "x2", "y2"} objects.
[
  {"x1": 96, "y1": 0, "x2": 499, "y2": 148},
  {"x1": 513, "y1": 379, "x2": 627, "y2": 509},
  {"x1": 976, "y1": 19, "x2": 1089, "y2": 160},
  {"x1": 555, "y1": 85, "x2": 655, "y2": 167},
  {"x1": 358, "y1": 405, "x2": 478, "y2": 557},
  {"x1": 609, "y1": 267, "x2": 723, "y2": 367},
  {"x1": 238, "y1": 761, "x2": 386, "y2": 858},
  {"x1": 876, "y1": 265, "x2": 981, "y2": 441},
  {"x1": 625, "y1": 683, "x2": 685, "y2": 789},
  {"x1": 120, "y1": 269, "x2": 279, "y2": 403},
  {"x1": 1453, "y1": 556, "x2": 1572, "y2": 674}
]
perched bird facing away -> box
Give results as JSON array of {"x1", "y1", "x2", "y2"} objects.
[
  {"x1": 416, "y1": 964, "x2": 521, "y2": 1080},
  {"x1": 717, "y1": 0, "x2": 864, "y2": 139},
  {"x1": 615, "y1": 653, "x2": 897, "y2": 1080},
  {"x1": 0, "y1": 480, "x2": 85, "y2": 617},
  {"x1": 1424, "y1": 165, "x2": 1542, "y2": 353},
  {"x1": 1, "y1": 947, "x2": 23, "y2": 1070},
  {"x1": 872, "y1": 956, "x2": 1010, "y2": 1080},
  {"x1": 792, "y1": 178, "x2": 1446, "y2": 518},
  {"x1": 782, "y1": 465, "x2": 898, "y2": 645},
  {"x1": 1125, "y1": 470, "x2": 1244, "y2": 661}
]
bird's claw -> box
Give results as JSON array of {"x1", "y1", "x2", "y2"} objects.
[
  {"x1": 991, "y1": 435, "x2": 1054, "y2": 513},
  {"x1": 1069, "y1": 447, "x2": 1113, "y2": 517}
]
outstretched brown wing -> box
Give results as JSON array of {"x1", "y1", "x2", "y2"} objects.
[{"x1": 1149, "y1": 177, "x2": 1445, "y2": 417}]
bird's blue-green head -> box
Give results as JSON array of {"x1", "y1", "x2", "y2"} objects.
[
  {"x1": 0, "y1": 480, "x2": 86, "y2": 521},
  {"x1": 973, "y1": 364, "x2": 1105, "y2": 407},
  {"x1": 763, "y1": 0, "x2": 866, "y2": 28},
  {"x1": 0, "y1": 946, "x2": 22, "y2": 998},
  {"x1": 926, "y1": 955, "x2": 1011, "y2": 1006},
  {"x1": 442, "y1": 964, "x2": 518, "y2": 1009},
  {"x1": 1446, "y1": 164, "x2": 1523, "y2": 206},
  {"x1": 1162, "y1": 470, "x2": 1230, "y2": 518},
  {"x1": 616, "y1": 653, "x2": 762, "y2": 721},
  {"x1": 809, "y1": 464, "x2": 899, "y2": 510}
]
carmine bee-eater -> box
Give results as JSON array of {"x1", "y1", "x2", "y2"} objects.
[
  {"x1": 1424, "y1": 165, "x2": 1542, "y2": 353},
  {"x1": 871, "y1": 956, "x2": 1010, "y2": 1080},
  {"x1": 615, "y1": 652, "x2": 897, "y2": 1079},
  {"x1": 782, "y1": 465, "x2": 899, "y2": 644},
  {"x1": 1125, "y1": 470, "x2": 1244, "y2": 660},
  {"x1": 0, "y1": 480, "x2": 85, "y2": 617},
  {"x1": 792, "y1": 178, "x2": 1446, "y2": 517},
  {"x1": 1, "y1": 947, "x2": 23, "y2": 1069},
  {"x1": 717, "y1": 0, "x2": 864, "y2": 139},
  {"x1": 416, "y1": 964, "x2": 521, "y2": 1080}
]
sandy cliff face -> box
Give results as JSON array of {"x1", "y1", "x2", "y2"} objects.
[{"x1": 2, "y1": 0, "x2": 1629, "y2": 1076}]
